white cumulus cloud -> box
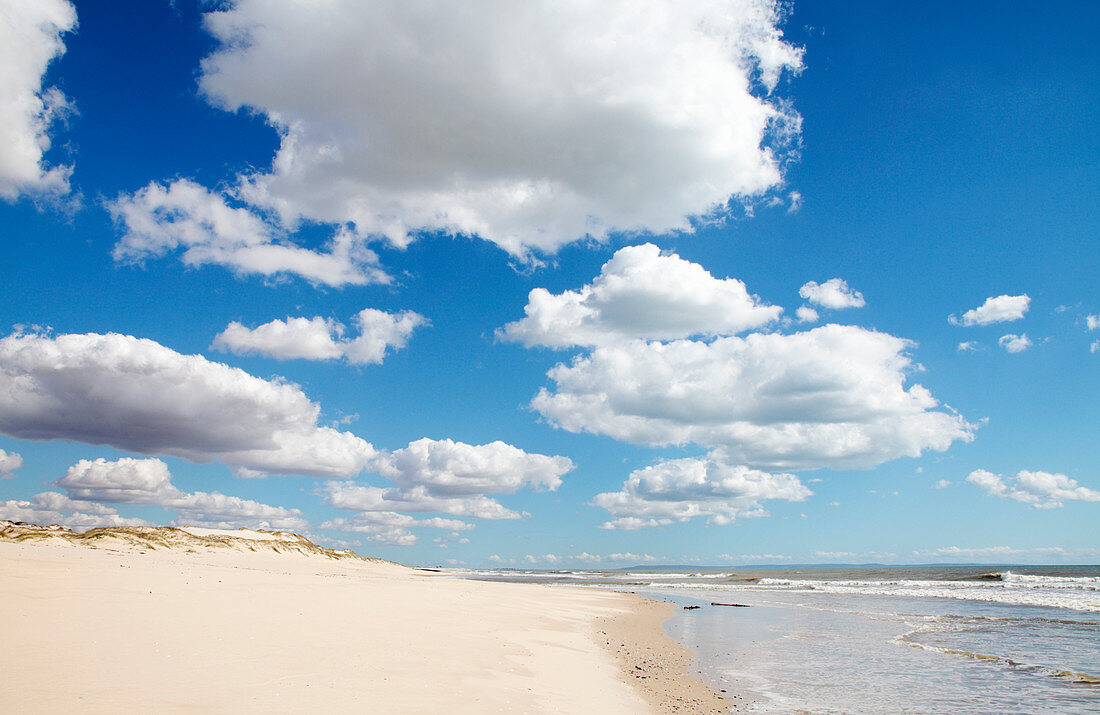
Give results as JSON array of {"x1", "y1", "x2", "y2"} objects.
[
  {"x1": 795, "y1": 305, "x2": 819, "y2": 323},
  {"x1": 174, "y1": 0, "x2": 803, "y2": 258},
  {"x1": 110, "y1": 180, "x2": 390, "y2": 287},
  {"x1": 56, "y1": 457, "x2": 308, "y2": 530},
  {"x1": 0, "y1": 448, "x2": 22, "y2": 477},
  {"x1": 966, "y1": 469, "x2": 1100, "y2": 509},
  {"x1": 0, "y1": 0, "x2": 75, "y2": 200},
  {"x1": 320, "y1": 512, "x2": 473, "y2": 547},
  {"x1": 0, "y1": 492, "x2": 148, "y2": 531},
  {"x1": 532, "y1": 324, "x2": 976, "y2": 470},
  {"x1": 593, "y1": 452, "x2": 810, "y2": 529},
  {"x1": 950, "y1": 294, "x2": 1030, "y2": 326},
  {"x1": 1086, "y1": 315, "x2": 1099, "y2": 331},
  {"x1": 998, "y1": 333, "x2": 1032, "y2": 353},
  {"x1": 322, "y1": 438, "x2": 573, "y2": 521},
  {"x1": 213, "y1": 308, "x2": 426, "y2": 364},
  {"x1": 0, "y1": 331, "x2": 377, "y2": 478},
  {"x1": 798, "y1": 278, "x2": 865, "y2": 309},
  {"x1": 499, "y1": 243, "x2": 781, "y2": 347}
]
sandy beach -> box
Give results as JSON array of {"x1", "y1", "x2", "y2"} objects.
[{"x1": 0, "y1": 523, "x2": 725, "y2": 713}]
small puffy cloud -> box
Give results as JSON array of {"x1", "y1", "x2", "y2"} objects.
[
  {"x1": 966, "y1": 469, "x2": 1100, "y2": 509},
  {"x1": 950, "y1": 294, "x2": 1030, "y2": 326},
  {"x1": 932, "y1": 479, "x2": 952, "y2": 489},
  {"x1": 0, "y1": 331, "x2": 377, "y2": 478},
  {"x1": 322, "y1": 438, "x2": 572, "y2": 523},
  {"x1": 998, "y1": 334, "x2": 1031, "y2": 353},
  {"x1": 0, "y1": 449, "x2": 22, "y2": 478},
  {"x1": 798, "y1": 279, "x2": 865, "y2": 310},
  {"x1": 193, "y1": 0, "x2": 801, "y2": 256},
  {"x1": 533, "y1": 325, "x2": 976, "y2": 471},
  {"x1": 373, "y1": 438, "x2": 572, "y2": 495},
  {"x1": 957, "y1": 341, "x2": 980, "y2": 352},
  {"x1": 1086, "y1": 315, "x2": 1099, "y2": 331},
  {"x1": 498, "y1": 244, "x2": 781, "y2": 347},
  {"x1": 607, "y1": 552, "x2": 657, "y2": 563},
  {"x1": 1092, "y1": 340, "x2": 1099, "y2": 354},
  {"x1": 110, "y1": 180, "x2": 390, "y2": 287},
  {"x1": 593, "y1": 451, "x2": 810, "y2": 529},
  {"x1": 787, "y1": 191, "x2": 802, "y2": 214},
  {"x1": 0, "y1": 0, "x2": 75, "y2": 200},
  {"x1": 213, "y1": 308, "x2": 426, "y2": 364},
  {"x1": 795, "y1": 305, "x2": 818, "y2": 323}
]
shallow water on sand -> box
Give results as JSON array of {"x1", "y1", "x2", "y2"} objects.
[{"x1": 463, "y1": 565, "x2": 1100, "y2": 713}]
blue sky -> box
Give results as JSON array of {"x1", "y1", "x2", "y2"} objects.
[{"x1": 1, "y1": 0, "x2": 1096, "y2": 567}]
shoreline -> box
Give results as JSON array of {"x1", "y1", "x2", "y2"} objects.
[{"x1": 0, "y1": 525, "x2": 728, "y2": 713}]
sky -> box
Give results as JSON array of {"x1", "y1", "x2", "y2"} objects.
[{"x1": 0, "y1": 0, "x2": 1097, "y2": 568}]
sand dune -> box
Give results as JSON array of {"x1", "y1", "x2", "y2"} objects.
[{"x1": 0, "y1": 522, "x2": 725, "y2": 713}]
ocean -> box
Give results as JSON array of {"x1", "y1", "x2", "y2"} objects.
[{"x1": 460, "y1": 565, "x2": 1100, "y2": 713}]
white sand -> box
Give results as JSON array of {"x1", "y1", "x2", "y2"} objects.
[{"x1": 0, "y1": 525, "x2": 726, "y2": 713}]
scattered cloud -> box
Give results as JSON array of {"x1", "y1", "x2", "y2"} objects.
[
  {"x1": 950, "y1": 294, "x2": 1030, "y2": 326},
  {"x1": 56, "y1": 457, "x2": 309, "y2": 530},
  {"x1": 795, "y1": 305, "x2": 818, "y2": 323},
  {"x1": 320, "y1": 512, "x2": 472, "y2": 547},
  {"x1": 533, "y1": 324, "x2": 976, "y2": 471},
  {"x1": 932, "y1": 479, "x2": 952, "y2": 489},
  {"x1": 998, "y1": 333, "x2": 1031, "y2": 353},
  {"x1": 110, "y1": 180, "x2": 390, "y2": 287},
  {"x1": 1086, "y1": 314, "x2": 1099, "y2": 330},
  {"x1": 957, "y1": 341, "x2": 980, "y2": 352},
  {"x1": 321, "y1": 438, "x2": 572, "y2": 522},
  {"x1": 0, "y1": 331, "x2": 377, "y2": 478},
  {"x1": 0, "y1": 492, "x2": 148, "y2": 530},
  {"x1": 372, "y1": 438, "x2": 571, "y2": 496},
  {"x1": 966, "y1": 469, "x2": 1100, "y2": 509},
  {"x1": 498, "y1": 243, "x2": 781, "y2": 347},
  {"x1": 0, "y1": 449, "x2": 22, "y2": 478},
  {"x1": 1092, "y1": 340, "x2": 1099, "y2": 354},
  {"x1": 0, "y1": 0, "x2": 75, "y2": 200},
  {"x1": 787, "y1": 191, "x2": 803, "y2": 213},
  {"x1": 193, "y1": 0, "x2": 803, "y2": 256},
  {"x1": 592, "y1": 451, "x2": 810, "y2": 529},
  {"x1": 798, "y1": 278, "x2": 865, "y2": 309},
  {"x1": 912, "y1": 545, "x2": 1100, "y2": 562},
  {"x1": 213, "y1": 308, "x2": 426, "y2": 364}
]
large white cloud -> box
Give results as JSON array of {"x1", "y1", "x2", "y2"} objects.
[
  {"x1": 322, "y1": 437, "x2": 573, "y2": 522},
  {"x1": 498, "y1": 243, "x2": 781, "y2": 347},
  {"x1": 56, "y1": 456, "x2": 308, "y2": 530},
  {"x1": 212, "y1": 308, "x2": 426, "y2": 364},
  {"x1": 110, "y1": 180, "x2": 390, "y2": 287},
  {"x1": 966, "y1": 469, "x2": 1100, "y2": 509},
  {"x1": 166, "y1": 0, "x2": 803, "y2": 258},
  {"x1": 0, "y1": 0, "x2": 75, "y2": 199},
  {"x1": 798, "y1": 278, "x2": 865, "y2": 310},
  {"x1": 532, "y1": 325, "x2": 976, "y2": 470},
  {"x1": 0, "y1": 331, "x2": 376, "y2": 478},
  {"x1": 593, "y1": 452, "x2": 810, "y2": 529},
  {"x1": 0, "y1": 448, "x2": 22, "y2": 478},
  {"x1": 950, "y1": 294, "x2": 1030, "y2": 326}
]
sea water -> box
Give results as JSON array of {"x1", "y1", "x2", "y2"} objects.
[{"x1": 461, "y1": 566, "x2": 1100, "y2": 713}]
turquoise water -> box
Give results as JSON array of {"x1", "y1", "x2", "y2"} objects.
[{"x1": 462, "y1": 565, "x2": 1100, "y2": 713}]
